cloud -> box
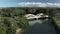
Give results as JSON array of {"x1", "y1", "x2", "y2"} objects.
[{"x1": 17, "y1": 2, "x2": 60, "y2": 7}]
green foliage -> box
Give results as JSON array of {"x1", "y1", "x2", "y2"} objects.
[
  {"x1": 53, "y1": 17, "x2": 60, "y2": 29},
  {"x1": 0, "y1": 7, "x2": 59, "y2": 34},
  {"x1": 0, "y1": 22, "x2": 7, "y2": 34},
  {"x1": 2, "y1": 16, "x2": 28, "y2": 34},
  {"x1": 0, "y1": 16, "x2": 7, "y2": 34},
  {"x1": 3, "y1": 17, "x2": 19, "y2": 34},
  {"x1": 15, "y1": 16, "x2": 29, "y2": 28},
  {"x1": 20, "y1": 17, "x2": 29, "y2": 28}
]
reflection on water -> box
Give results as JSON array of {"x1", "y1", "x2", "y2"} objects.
[{"x1": 22, "y1": 19, "x2": 56, "y2": 34}]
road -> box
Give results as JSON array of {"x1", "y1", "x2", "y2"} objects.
[{"x1": 22, "y1": 19, "x2": 57, "y2": 34}]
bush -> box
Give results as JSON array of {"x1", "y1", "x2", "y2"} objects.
[
  {"x1": 0, "y1": 22, "x2": 7, "y2": 34},
  {"x1": 16, "y1": 16, "x2": 29, "y2": 28},
  {"x1": 3, "y1": 17, "x2": 19, "y2": 34}
]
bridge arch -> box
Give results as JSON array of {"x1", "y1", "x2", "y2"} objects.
[{"x1": 25, "y1": 13, "x2": 49, "y2": 19}]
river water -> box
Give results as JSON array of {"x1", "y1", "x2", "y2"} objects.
[{"x1": 23, "y1": 19, "x2": 57, "y2": 34}]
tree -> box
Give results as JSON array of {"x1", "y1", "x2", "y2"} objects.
[
  {"x1": 15, "y1": 16, "x2": 29, "y2": 28},
  {"x1": 13, "y1": 9, "x2": 26, "y2": 16},
  {"x1": 48, "y1": 8, "x2": 57, "y2": 17},
  {"x1": 0, "y1": 16, "x2": 7, "y2": 34},
  {"x1": 0, "y1": 22, "x2": 7, "y2": 34},
  {"x1": 3, "y1": 17, "x2": 19, "y2": 34}
]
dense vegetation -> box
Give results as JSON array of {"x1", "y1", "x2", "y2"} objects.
[{"x1": 0, "y1": 7, "x2": 60, "y2": 34}]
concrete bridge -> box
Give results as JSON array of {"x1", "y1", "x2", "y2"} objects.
[
  {"x1": 24, "y1": 13, "x2": 49, "y2": 20},
  {"x1": 23, "y1": 13, "x2": 56, "y2": 34}
]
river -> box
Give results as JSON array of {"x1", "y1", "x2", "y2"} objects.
[{"x1": 22, "y1": 19, "x2": 57, "y2": 34}]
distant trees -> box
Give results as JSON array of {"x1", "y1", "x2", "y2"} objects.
[{"x1": 14, "y1": 9, "x2": 26, "y2": 16}]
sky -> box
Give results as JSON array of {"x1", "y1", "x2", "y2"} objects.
[{"x1": 0, "y1": 0, "x2": 60, "y2": 7}]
